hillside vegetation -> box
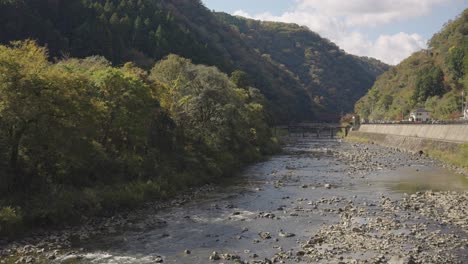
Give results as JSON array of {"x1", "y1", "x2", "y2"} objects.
[
  {"x1": 0, "y1": 0, "x2": 388, "y2": 122},
  {"x1": 215, "y1": 13, "x2": 389, "y2": 119},
  {"x1": 0, "y1": 41, "x2": 279, "y2": 236},
  {"x1": 355, "y1": 9, "x2": 468, "y2": 121}
]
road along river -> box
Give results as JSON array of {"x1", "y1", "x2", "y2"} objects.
[{"x1": 1, "y1": 139, "x2": 467, "y2": 263}]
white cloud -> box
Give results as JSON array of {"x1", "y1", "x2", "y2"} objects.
[
  {"x1": 295, "y1": 0, "x2": 449, "y2": 27},
  {"x1": 372, "y1": 33, "x2": 426, "y2": 64},
  {"x1": 233, "y1": 10, "x2": 251, "y2": 18},
  {"x1": 231, "y1": 0, "x2": 452, "y2": 64}
]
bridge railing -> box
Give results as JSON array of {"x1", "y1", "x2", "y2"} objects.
[{"x1": 274, "y1": 124, "x2": 351, "y2": 139}]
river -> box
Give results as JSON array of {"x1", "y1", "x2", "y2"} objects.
[{"x1": 1, "y1": 139, "x2": 467, "y2": 263}]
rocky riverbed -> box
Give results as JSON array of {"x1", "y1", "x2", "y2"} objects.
[{"x1": 1, "y1": 139, "x2": 467, "y2": 264}]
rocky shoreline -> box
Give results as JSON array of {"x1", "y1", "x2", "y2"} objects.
[
  {"x1": 1, "y1": 141, "x2": 466, "y2": 264},
  {"x1": 0, "y1": 184, "x2": 218, "y2": 263}
]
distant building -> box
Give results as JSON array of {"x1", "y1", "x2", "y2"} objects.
[
  {"x1": 409, "y1": 108, "x2": 431, "y2": 122},
  {"x1": 464, "y1": 107, "x2": 468, "y2": 120}
]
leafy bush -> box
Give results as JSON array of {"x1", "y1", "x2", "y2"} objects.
[{"x1": 0, "y1": 207, "x2": 23, "y2": 237}]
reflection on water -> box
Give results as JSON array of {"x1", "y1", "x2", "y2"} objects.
[{"x1": 376, "y1": 166, "x2": 468, "y2": 193}]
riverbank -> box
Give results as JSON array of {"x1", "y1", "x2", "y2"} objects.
[
  {"x1": 347, "y1": 131, "x2": 468, "y2": 175},
  {"x1": 0, "y1": 184, "x2": 220, "y2": 263},
  {"x1": 1, "y1": 140, "x2": 466, "y2": 263}
]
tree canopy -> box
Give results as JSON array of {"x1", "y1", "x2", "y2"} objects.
[{"x1": 0, "y1": 41, "x2": 278, "y2": 233}]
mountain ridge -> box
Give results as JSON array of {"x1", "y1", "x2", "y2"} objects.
[{"x1": 0, "y1": 0, "x2": 389, "y2": 122}]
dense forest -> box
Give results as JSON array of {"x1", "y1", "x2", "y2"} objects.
[
  {"x1": 355, "y1": 9, "x2": 468, "y2": 121},
  {"x1": 0, "y1": 0, "x2": 388, "y2": 122},
  {"x1": 0, "y1": 40, "x2": 279, "y2": 236}
]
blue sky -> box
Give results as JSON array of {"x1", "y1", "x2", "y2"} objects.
[{"x1": 203, "y1": 0, "x2": 467, "y2": 64}]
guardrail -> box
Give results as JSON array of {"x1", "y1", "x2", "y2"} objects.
[{"x1": 362, "y1": 120, "x2": 468, "y2": 125}]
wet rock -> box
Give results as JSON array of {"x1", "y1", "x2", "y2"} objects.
[
  {"x1": 258, "y1": 232, "x2": 272, "y2": 240},
  {"x1": 278, "y1": 230, "x2": 295, "y2": 238},
  {"x1": 209, "y1": 251, "x2": 220, "y2": 261},
  {"x1": 221, "y1": 253, "x2": 241, "y2": 260},
  {"x1": 184, "y1": 249, "x2": 191, "y2": 254},
  {"x1": 153, "y1": 256, "x2": 164, "y2": 263},
  {"x1": 259, "y1": 212, "x2": 275, "y2": 219}
]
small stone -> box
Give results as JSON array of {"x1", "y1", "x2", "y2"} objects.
[
  {"x1": 259, "y1": 232, "x2": 271, "y2": 240},
  {"x1": 154, "y1": 256, "x2": 164, "y2": 263},
  {"x1": 209, "y1": 251, "x2": 220, "y2": 261},
  {"x1": 279, "y1": 230, "x2": 295, "y2": 238}
]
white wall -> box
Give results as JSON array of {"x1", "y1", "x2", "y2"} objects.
[{"x1": 358, "y1": 124, "x2": 468, "y2": 143}]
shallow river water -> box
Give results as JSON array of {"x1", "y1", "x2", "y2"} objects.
[
  {"x1": 51, "y1": 139, "x2": 467, "y2": 264},
  {"x1": 2, "y1": 139, "x2": 467, "y2": 264}
]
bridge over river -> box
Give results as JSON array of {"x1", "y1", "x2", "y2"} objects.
[{"x1": 275, "y1": 123, "x2": 351, "y2": 139}]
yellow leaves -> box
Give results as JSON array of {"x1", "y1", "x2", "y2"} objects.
[
  {"x1": 122, "y1": 62, "x2": 148, "y2": 80},
  {"x1": 246, "y1": 103, "x2": 263, "y2": 113},
  {"x1": 0, "y1": 40, "x2": 49, "y2": 75},
  {"x1": 234, "y1": 88, "x2": 249, "y2": 100},
  {"x1": 178, "y1": 95, "x2": 193, "y2": 107}
]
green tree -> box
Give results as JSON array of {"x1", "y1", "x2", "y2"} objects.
[
  {"x1": 109, "y1": 13, "x2": 120, "y2": 29},
  {"x1": 412, "y1": 67, "x2": 445, "y2": 104},
  {"x1": 230, "y1": 70, "x2": 250, "y2": 89},
  {"x1": 448, "y1": 47, "x2": 465, "y2": 80}
]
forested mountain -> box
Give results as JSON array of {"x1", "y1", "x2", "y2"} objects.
[
  {"x1": 0, "y1": 0, "x2": 388, "y2": 122},
  {"x1": 214, "y1": 13, "x2": 389, "y2": 119},
  {"x1": 355, "y1": 9, "x2": 468, "y2": 121}
]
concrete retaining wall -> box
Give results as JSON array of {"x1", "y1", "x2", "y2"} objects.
[{"x1": 357, "y1": 124, "x2": 468, "y2": 143}]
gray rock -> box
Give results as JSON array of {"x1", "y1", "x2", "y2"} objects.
[
  {"x1": 209, "y1": 251, "x2": 220, "y2": 261},
  {"x1": 278, "y1": 230, "x2": 295, "y2": 238},
  {"x1": 258, "y1": 232, "x2": 272, "y2": 240}
]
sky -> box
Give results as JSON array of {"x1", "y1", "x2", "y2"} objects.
[{"x1": 202, "y1": 0, "x2": 467, "y2": 65}]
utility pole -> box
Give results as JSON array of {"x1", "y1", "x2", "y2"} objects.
[
  {"x1": 462, "y1": 90, "x2": 465, "y2": 117},
  {"x1": 463, "y1": 90, "x2": 467, "y2": 120}
]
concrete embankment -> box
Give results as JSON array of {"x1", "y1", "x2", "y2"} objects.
[
  {"x1": 349, "y1": 124, "x2": 468, "y2": 154},
  {"x1": 357, "y1": 124, "x2": 468, "y2": 142},
  {"x1": 348, "y1": 130, "x2": 461, "y2": 153}
]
